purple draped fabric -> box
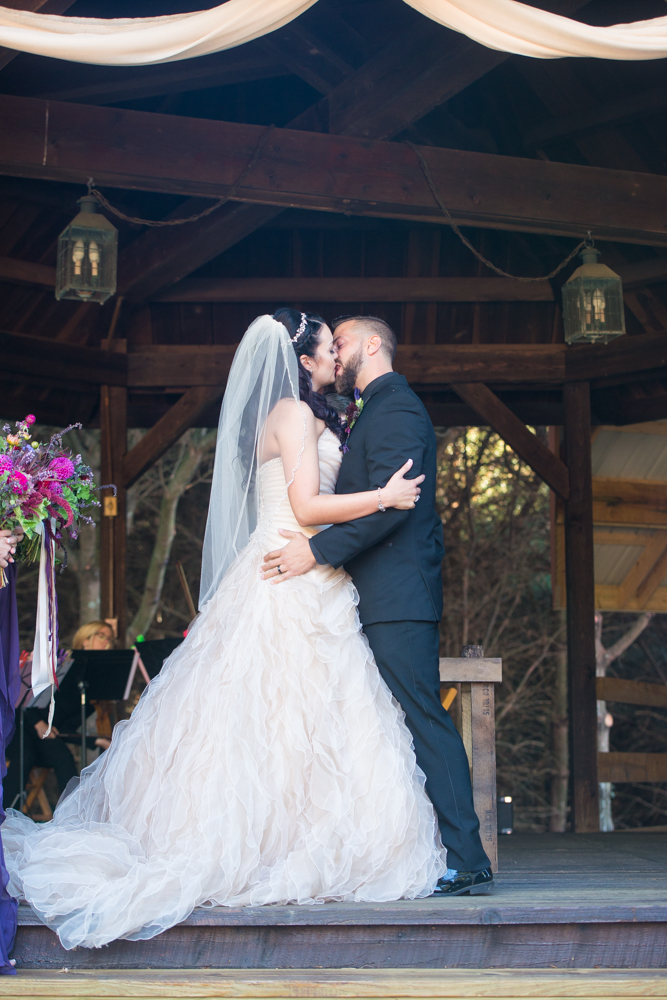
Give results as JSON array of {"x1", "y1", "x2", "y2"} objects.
[{"x1": 0, "y1": 565, "x2": 19, "y2": 974}]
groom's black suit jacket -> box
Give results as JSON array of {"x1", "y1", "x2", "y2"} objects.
[{"x1": 310, "y1": 372, "x2": 444, "y2": 626}]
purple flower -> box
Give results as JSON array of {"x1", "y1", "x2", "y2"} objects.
[
  {"x1": 0, "y1": 455, "x2": 12, "y2": 475},
  {"x1": 43, "y1": 480, "x2": 63, "y2": 498},
  {"x1": 24, "y1": 414, "x2": 36, "y2": 426},
  {"x1": 49, "y1": 457, "x2": 75, "y2": 480}
]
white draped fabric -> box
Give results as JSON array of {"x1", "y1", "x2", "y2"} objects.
[{"x1": 0, "y1": 0, "x2": 666, "y2": 67}]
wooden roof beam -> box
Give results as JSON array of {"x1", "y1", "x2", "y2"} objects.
[
  {"x1": 34, "y1": 51, "x2": 286, "y2": 106},
  {"x1": 123, "y1": 385, "x2": 224, "y2": 488},
  {"x1": 153, "y1": 276, "x2": 554, "y2": 304},
  {"x1": 293, "y1": 0, "x2": 591, "y2": 139},
  {"x1": 2, "y1": 97, "x2": 665, "y2": 255},
  {"x1": 0, "y1": 254, "x2": 55, "y2": 287},
  {"x1": 0, "y1": 329, "x2": 126, "y2": 386},
  {"x1": 451, "y1": 381, "x2": 570, "y2": 499},
  {"x1": 524, "y1": 84, "x2": 667, "y2": 150}
]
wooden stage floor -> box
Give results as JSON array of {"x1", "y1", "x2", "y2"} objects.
[{"x1": 11, "y1": 833, "x2": 667, "y2": 970}]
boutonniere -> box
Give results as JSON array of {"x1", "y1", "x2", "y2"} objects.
[{"x1": 342, "y1": 389, "x2": 364, "y2": 453}]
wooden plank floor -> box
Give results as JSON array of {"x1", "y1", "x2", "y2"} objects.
[{"x1": 11, "y1": 834, "x2": 667, "y2": 970}]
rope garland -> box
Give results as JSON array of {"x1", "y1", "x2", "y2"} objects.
[
  {"x1": 87, "y1": 124, "x2": 275, "y2": 228},
  {"x1": 406, "y1": 140, "x2": 589, "y2": 282}
]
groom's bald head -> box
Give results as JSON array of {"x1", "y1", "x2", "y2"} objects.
[{"x1": 332, "y1": 315, "x2": 396, "y2": 395}]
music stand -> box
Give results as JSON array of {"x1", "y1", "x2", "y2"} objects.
[
  {"x1": 61, "y1": 650, "x2": 136, "y2": 769},
  {"x1": 135, "y1": 638, "x2": 183, "y2": 679}
]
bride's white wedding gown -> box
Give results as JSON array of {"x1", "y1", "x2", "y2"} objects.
[{"x1": 2, "y1": 428, "x2": 446, "y2": 950}]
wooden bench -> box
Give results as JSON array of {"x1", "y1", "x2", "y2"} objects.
[{"x1": 439, "y1": 652, "x2": 502, "y2": 871}]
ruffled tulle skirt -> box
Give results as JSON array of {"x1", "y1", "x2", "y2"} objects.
[{"x1": 1, "y1": 532, "x2": 446, "y2": 949}]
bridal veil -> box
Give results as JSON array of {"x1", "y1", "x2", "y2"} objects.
[{"x1": 199, "y1": 315, "x2": 303, "y2": 607}]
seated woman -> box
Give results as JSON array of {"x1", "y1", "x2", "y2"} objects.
[{"x1": 3, "y1": 621, "x2": 115, "y2": 809}]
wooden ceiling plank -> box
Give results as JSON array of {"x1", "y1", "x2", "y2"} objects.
[
  {"x1": 2, "y1": 97, "x2": 666, "y2": 253},
  {"x1": 451, "y1": 381, "x2": 570, "y2": 499},
  {"x1": 153, "y1": 276, "x2": 554, "y2": 304}
]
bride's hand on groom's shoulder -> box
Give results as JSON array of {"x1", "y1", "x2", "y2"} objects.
[{"x1": 261, "y1": 530, "x2": 316, "y2": 584}]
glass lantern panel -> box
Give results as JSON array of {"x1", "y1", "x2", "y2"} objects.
[
  {"x1": 56, "y1": 223, "x2": 117, "y2": 305},
  {"x1": 562, "y1": 275, "x2": 626, "y2": 345}
]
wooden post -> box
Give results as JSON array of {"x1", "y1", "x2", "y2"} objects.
[
  {"x1": 440, "y1": 655, "x2": 501, "y2": 872},
  {"x1": 100, "y1": 383, "x2": 127, "y2": 646},
  {"x1": 563, "y1": 381, "x2": 599, "y2": 832}
]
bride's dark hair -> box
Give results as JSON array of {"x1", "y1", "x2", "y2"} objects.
[{"x1": 273, "y1": 307, "x2": 346, "y2": 448}]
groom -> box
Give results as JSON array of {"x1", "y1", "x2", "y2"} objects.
[{"x1": 262, "y1": 315, "x2": 492, "y2": 895}]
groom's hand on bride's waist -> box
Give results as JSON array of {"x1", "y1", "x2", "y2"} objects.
[{"x1": 261, "y1": 530, "x2": 317, "y2": 584}]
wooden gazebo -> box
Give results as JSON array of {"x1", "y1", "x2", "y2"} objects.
[{"x1": 2, "y1": 0, "x2": 667, "y2": 835}]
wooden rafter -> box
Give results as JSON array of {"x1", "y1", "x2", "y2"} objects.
[
  {"x1": 0, "y1": 255, "x2": 55, "y2": 287},
  {"x1": 451, "y1": 381, "x2": 570, "y2": 499},
  {"x1": 123, "y1": 385, "x2": 223, "y2": 488},
  {"x1": 35, "y1": 51, "x2": 286, "y2": 106},
  {"x1": 153, "y1": 276, "x2": 554, "y2": 304}
]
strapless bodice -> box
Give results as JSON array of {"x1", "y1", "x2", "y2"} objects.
[{"x1": 257, "y1": 427, "x2": 342, "y2": 551}]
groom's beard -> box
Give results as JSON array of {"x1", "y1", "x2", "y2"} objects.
[{"x1": 334, "y1": 347, "x2": 364, "y2": 396}]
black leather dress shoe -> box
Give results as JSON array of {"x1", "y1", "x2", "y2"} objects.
[{"x1": 431, "y1": 868, "x2": 494, "y2": 896}]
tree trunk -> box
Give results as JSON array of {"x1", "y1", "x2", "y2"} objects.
[
  {"x1": 550, "y1": 611, "x2": 569, "y2": 832},
  {"x1": 68, "y1": 428, "x2": 101, "y2": 626},
  {"x1": 128, "y1": 430, "x2": 216, "y2": 643},
  {"x1": 76, "y1": 520, "x2": 101, "y2": 623},
  {"x1": 595, "y1": 610, "x2": 653, "y2": 832}
]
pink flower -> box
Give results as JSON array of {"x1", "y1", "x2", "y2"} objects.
[
  {"x1": 0, "y1": 455, "x2": 12, "y2": 475},
  {"x1": 24, "y1": 415, "x2": 36, "y2": 426},
  {"x1": 43, "y1": 480, "x2": 63, "y2": 498},
  {"x1": 49, "y1": 457, "x2": 75, "y2": 481},
  {"x1": 9, "y1": 471, "x2": 30, "y2": 495}
]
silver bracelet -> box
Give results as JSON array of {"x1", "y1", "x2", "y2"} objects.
[{"x1": 377, "y1": 487, "x2": 386, "y2": 512}]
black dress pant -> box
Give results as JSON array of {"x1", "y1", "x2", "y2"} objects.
[
  {"x1": 364, "y1": 620, "x2": 490, "y2": 873},
  {"x1": 4, "y1": 726, "x2": 77, "y2": 810}
]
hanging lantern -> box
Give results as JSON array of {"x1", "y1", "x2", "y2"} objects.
[
  {"x1": 561, "y1": 242, "x2": 626, "y2": 345},
  {"x1": 56, "y1": 194, "x2": 117, "y2": 304}
]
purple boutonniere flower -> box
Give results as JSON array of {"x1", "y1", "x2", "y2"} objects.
[{"x1": 341, "y1": 388, "x2": 364, "y2": 453}]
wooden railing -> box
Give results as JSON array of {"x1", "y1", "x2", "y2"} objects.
[{"x1": 597, "y1": 676, "x2": 667, "y2": 783}]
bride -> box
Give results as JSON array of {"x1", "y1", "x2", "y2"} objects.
[{"x1": 2, "y1": 310, "x2": 447, "y2": 950}]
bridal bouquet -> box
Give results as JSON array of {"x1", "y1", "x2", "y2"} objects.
[
  {"x1": 0, "y1": 415, "x2": 99, "y2": 580},
  {"x1": 0, "y1": 416, "x2": 107, "y2": 732}
]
